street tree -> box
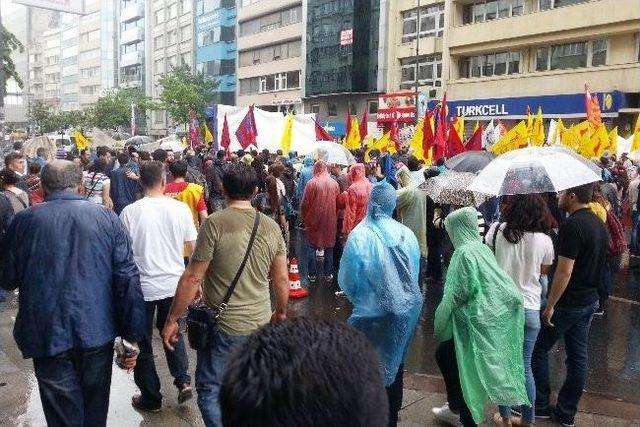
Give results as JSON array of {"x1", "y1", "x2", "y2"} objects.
[
  {"x1": 90, "y1": 88, "x2": 157, "y2": 131},
  {"x1": 1, "y1": 23, "x2": 25, "y2": 138},
  {"x1": 157, "y1": 65, "x2": 218, "y2": 125}
]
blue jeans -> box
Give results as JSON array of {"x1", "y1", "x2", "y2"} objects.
[
  {"x1": 499, "y1": 309, "x2": 541, "y2": 423},
  {"x1": 33, "y1": 341, "x2": 114, "y2": 427},
  {"x1": 134, "y1": 297, "x2": 191, "y2": 408},
  {"x1": 532, "y1": 301, "x2": 598, "y2": 423},
  {"x1": 631, "y1": 211, "x2": 640, "y2": 255},
  {"x1": 307, "y1": 244, "x2": 334, "y2": 277},
  {"x1": 195, "y1": 329, "x2": 248, "y2": 427},
  {"x1": 0, "y1": 288, "x2": 6, "y2": 302}
]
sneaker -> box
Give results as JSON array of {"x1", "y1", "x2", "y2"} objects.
[
  {"x1": 177, "y1": 384, "x2": 193, "y2": 404},
  {"x1": 535, "y1": 405, "x2": 553, "y2": 419},
  {"x1": 593, "y1": 308, "x2": 605, "y2": 316},
  {"x1": 552, "y1": 410, "x2": 575, "y2": 427},
  {"x1": 335, "y1": 290, "x2": 346, "y2": 297},
  {"x1": 131, "y1": 395, "x2": 161, "y2": 413},
  {"x1": 432, "y1": 403, "x2": 461, "y2": 426},
  {"x1": 308, "y1": 275, "x2": 317, "y2": 283}
]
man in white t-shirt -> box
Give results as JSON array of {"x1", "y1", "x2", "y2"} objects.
[{"x1": 120, "y1": 161, "x2": 198, "y2": 413}]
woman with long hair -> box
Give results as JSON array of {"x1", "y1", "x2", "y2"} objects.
[
  {"x1": 486, "y1": 194, "x2": 555, "y2": 427},
  {"x1": 253, "y1": 175, "x2": 289, "y2": 248},
  {"x1": 83, "y1": 158, "x2": 113, "y2": 208}
]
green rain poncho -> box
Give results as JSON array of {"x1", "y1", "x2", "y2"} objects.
[{"x1": 434, "y1": 207, "x2": 528, "y2": 423}]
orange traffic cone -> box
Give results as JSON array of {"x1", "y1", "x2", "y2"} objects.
[{"x1": 288, "y1": 257, "x2": 308, "y2": 299}]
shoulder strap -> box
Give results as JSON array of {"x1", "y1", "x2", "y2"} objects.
[
  {"x1": 85, "y1": 172, "x2": 100, "y2": 199},
  {"x1": 491, "y1": 222, "x2": 502, "y2": 255},
  {"x1": 218, "y1": 210, "x2": 261, "y2": 310},
  {"x1": 4, "y1": 190, "x2": 27, "y2": 210}
]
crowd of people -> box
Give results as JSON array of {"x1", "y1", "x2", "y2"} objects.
[{"x1": 0, "y1": 138, "x2": 638, "y2": 427}]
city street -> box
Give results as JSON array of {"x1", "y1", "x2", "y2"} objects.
[{"x1": 2, "y1": 230, "x2": 639, "y2": 426}]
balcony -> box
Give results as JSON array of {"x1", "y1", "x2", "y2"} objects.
[
  {"x1": 448, "y1": 0, "x2": 640, "y2": 54},
  {"x1": 121, "y1": 27, "x2": 144, "y2": 44},
  {"x1": 238, "y1": 0, "x2": 300, "y2": 22},
  {"x1": 120, "y1": 73, "x2": 143, "y2": 88},
  {"x1": 120, "y1": 3, "x2": 144, "y2": 23},
  {"x1": 120, "y1": 51, "x2": 144, "y2": 67},
  {"x1": 238, "y1": 23, "x2": 303, "y2": 52}
]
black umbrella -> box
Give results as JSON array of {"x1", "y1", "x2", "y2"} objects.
[{"x1": 444, "y1": 151, "x2": 495, "y2": 173}]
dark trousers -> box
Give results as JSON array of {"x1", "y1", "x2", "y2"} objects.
[
  {"x1": 33, "y1": 341, "x2": 114, "y2": 427},
  {"x1": 435, "y1": 340, "x2": 477, "y2": 427},
  {"x1": 598, "y1": 254, "x2": 620, "y2": 310},
  {"x1": 532, "y1": 302, "x2": 598, "y2": 423},
  {"x1": 386, "y1": 364, "x2": 404, "y2": 427},
  {"x1": 426, "y1": 231, "x2": 443, "y2": 281},
  {"x1": 134, "y1": 297, "x2": 191, "y2": 407}
]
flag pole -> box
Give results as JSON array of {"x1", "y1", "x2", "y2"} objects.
[{"x1": 414, "y1": 0, "x2": 421, "y2": 125}]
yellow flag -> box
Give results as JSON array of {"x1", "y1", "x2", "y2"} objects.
[
  {"x1": 491, "y1": 121, "x2": 529, "y2": 155},
  {"x1": 182, "y1": 136, "x2": 188, "y2": 147},
  {"x1": 74, "y1": 130, "x2": 89, "y2": 151},
  {"x1": 409, "y1": 118, "x2": 425, "y2": 161},
  {"x1": 632, "y1": 114, "x2": 640, "y2": 152},
  {"x1": 579, "y1": 124, "x2": 609, "y2": 158},
  {"x1": 365, "y1": 131, "x2": 396, "y2": 162},
  {"x1": 531, "y1": 108, "x2": 545, "y2": 146},
  {"x1": 474, "y1": 121, "x2": 480, "y2": 133},
  {"x1": 204, "y1": 123, "x2": 213, "y2": 144},
  {"x1": 343, "y1": 116, "x2": 361, "y2": 151},
  {"x1": 608, "y1": 127, "x2": 618, "y2": 157},
  {"x1": 280, "y1": 112, "x2": 294, "y2": 155},
  {"x1": 553, "y1": 118, "x2": 566, "y2": 145}
]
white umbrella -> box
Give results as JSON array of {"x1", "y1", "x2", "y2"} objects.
[
  {"x1": 312, "y1": 141, "x2": 355, "y2": 166},
  {"x1": 469, "y1": 146, "x2": 602, "y2": 196},
  {"x1": 158, "y1": 135, "x2": 185, "y2": 152},
  {"x1": 420, "y1": 172, "x2": 488, "y2": 207}
]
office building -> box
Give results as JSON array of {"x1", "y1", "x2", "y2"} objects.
[
  {"x1": 236, "y1": 0, "x2": 304, "y2": 113},
  {"x1": 148, "y1": 0, "x2": 195, "y2": 136},
  {"x1": 441, "y1": 0, "x2": 640, "y2": 132},
  {"x1": 195, "y1": 0, "x2": 237, "y2": 107}
]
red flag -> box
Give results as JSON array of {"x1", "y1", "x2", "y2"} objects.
[
  {"x1": 447, "y1": 120, "x2": 465, "y2": 157},
  {"x1": 433, "y1": 105, "x2": 448, "y2": 162},
  {"x1": 390, "y1": 121, "x2": 400, "y2": 151},
  {"x1": 235, "y1": 105, "x2": 258, "y2": 149},
  {"x1": 465, "y1": 124, "x2": 483, "y2": 151},
  {"x1": 439, "y1": 93, "x2": 448, "y2": 131},
  {"x1": 585, "y1": 82, "x2": 602, "y2": 127},
  {"x1": 422, "y1": 110, "x2": 434, "y2": 152},
  {"x1": 221, "y1": 114, "x2": 231, "y2": 153},
  {"x1": 314, "y1": 118, "x2": 333, "y2": 141},
  {"x1": 360, "y1": 110, "x2": 368, "y2": 139},
  {"x1": 345, "y1": 107, "x2": 352, "y2": 139}
]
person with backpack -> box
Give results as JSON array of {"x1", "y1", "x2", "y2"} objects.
[
  {"x1": 0, "y1": 169, "x2": 29, "y2": 216},
  {"x1": 83, "y1": 158, "x2": 113, "y2": 208},
  {"x1": 205, "y1": 150, "x2": 227, "y2": 213}
]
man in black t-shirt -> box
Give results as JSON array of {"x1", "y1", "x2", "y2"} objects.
[{"x1": 531, "y1": 182, "x2": 607, "y2": 427}]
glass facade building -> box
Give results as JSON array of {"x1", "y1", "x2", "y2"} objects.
[
  {"x1": 305, "y1": 0, "x2": 380, "y2": 97},
  {"x1": 195, "y1": 0, "x2": 237, "y2": 106}
]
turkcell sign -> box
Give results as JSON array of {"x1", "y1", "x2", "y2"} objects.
[{"x1": 456, "y1": 104, "x2": 508, "y2": 117}]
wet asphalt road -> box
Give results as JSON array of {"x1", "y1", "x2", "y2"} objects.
[{"x1": 1, "y1": 228, "x2": 638, "y2": 426}]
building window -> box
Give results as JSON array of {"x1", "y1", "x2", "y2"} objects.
[
  {"x1": 400, "y1": 54, "x2": 443, "y2": 89},
  {"x1": 180, "y1": 53, "x2": 190, "y2": 66},
  {"x1": 154, "y1": 35, "x2": 164, "y2": 49},
  {"x1": 154, "y1": 111, "x2": 165, "y2": 124},
  {"x1": 239, "y1": 71, "x2": 301, "y2": 95},
  {"x1": 311, "y1": 104, "x2": 320, "y2": 115},
  {"x1": 155, "y1": 58, "x2": 165, "y2": 73},
  {"x1": 401, "y1": 3, "x2": 445, "y2": 42},
  {"x1": 155, "y1": 9, "x2": 165, "y2": 24},
  {"x1": 197, "y1": 26, "x2": 235, "y2": 47},
  {"x1": 45, "y1": 55, "x2": 60, "y2": 66},
  {"x1": 239, "y1": 5, "x2": 302, "y2": 36},
  {"x1": 539, "y1": 0, "x2": 588, "y2": 11},
  {"x1": 180, "y1": 0, "x2": 191, "y2": 13},
  {"x1": 168, "y1": 3, "x2": 178, "y2": 19},
  {"x1": 368, "y1": 100, "x2": 379, "y2": 114},
  {"x1": 168, "y1": 29, "x2": 178, "y2": 45},
  {"x1": 239, "y1": 40, "x2": 302, "y2": 67},
  {"x1": 328, "y1": 103, "x2": 337, "y2": 117},
  {"x1": 463, "y1": 0, "x2": 523, "y2": 24},
  {"x1": 636, "y1": 33, "x2": 640, "y2": 62},
  {"x1": 197, "y1": 59, "x2": 236, "y2": 77},
  {"x1": 459, "y1": 51, "x2": 521, "y2": 78},
  {"x1": 180, "y1": 25, "x2": 190, "y2": 41},
  {"x1": 80, "y1": 85, "x2": 100, "y2": 95},
  {"x1": 80, "y1": 66, "x2": 100, "y2": 78},
  {"x1": 535, "y1": 40, "x2": 606, "y2": 71},
  {"x1": 80, "y1": 29, "x2": 100, "y2": 43}
]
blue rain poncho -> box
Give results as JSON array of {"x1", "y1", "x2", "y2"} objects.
[
  {"x1": 434, "y1": 207, "x2": 528, "y2": 423},
  {"x1": 339, "y1": 181, "x2": 423, "y2": 386},
  {"x1": 296, "y1": 156, "x2": 315, "y2": 200}
]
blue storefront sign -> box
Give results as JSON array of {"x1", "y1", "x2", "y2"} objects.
[
  {"x1": 323, "y1": 122, "x2": 346, "y2": 137},
  {"x1": 429, "y1": 91, "x2": 629, "y2": 119}
]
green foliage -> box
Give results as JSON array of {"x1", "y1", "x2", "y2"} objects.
[
  {"x1": 88, "y1": 88, "x2": 157, "y2": 131},
  {"x1": 28, "y1": 100, "x2": 92, "y2": 134},
  {"x1": 157, "y1": 65, "x2": 218, "y2": 124},
  {"x1": 1, "y1": 23, "x2": 25, "y2": 101}
]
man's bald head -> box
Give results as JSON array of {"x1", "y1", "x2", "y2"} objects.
[{"x1": 41, "y1": 160, "x2": 83, "y2": 195}]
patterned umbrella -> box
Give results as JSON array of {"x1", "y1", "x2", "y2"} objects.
[
  {"x1": 420, "y1": 171, "x2": 488, "y2": 207},
  {"x1": 444, "y1": 150, "x2": 495, "y2": 173}
]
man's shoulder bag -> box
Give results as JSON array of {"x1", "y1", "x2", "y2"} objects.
[{"x1": 186, "y1": 210, "x2": 261, "y2": 350}]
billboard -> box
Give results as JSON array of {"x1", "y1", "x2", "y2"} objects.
[
  {"x1": 377, "y1": 92, "x2": 417, "y2": 123},
  {"x1": 13, "y1": 0, "x2": 85, "y2": 15}
]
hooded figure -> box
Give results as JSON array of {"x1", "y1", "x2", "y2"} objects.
[
  {"x1": 396, "y1": 166, "x2": 428, "y2": 258},
  {"x1": 300, "y1": 161, "x2": 340, "y2": 249},
  {"x1": 338, "y1": 163, "x2": 373, "y2": 238},
  {"x1": 339, "y1": 180, "x2": 423, "y2": 425},
  {"x1": 434, "y1": 207, "x2": 528, "y2": 424},
  {"x1": 296, "y1": 156, "x2": 315, "y2": 201}
]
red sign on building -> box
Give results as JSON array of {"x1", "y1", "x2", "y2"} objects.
[
  {"x1": 376, "y1": 92, "x2": 417, "y2": 124},
  {"x1": 340, "y1": 29, "x2": 353, "y2": 46}
]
